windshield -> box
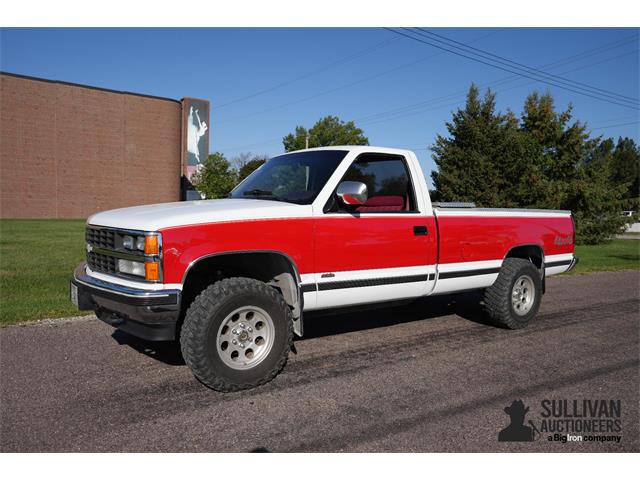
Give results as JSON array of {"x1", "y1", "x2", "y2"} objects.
[{"x1": 230, "y1": 150, "x2": 348, "y2": 204}]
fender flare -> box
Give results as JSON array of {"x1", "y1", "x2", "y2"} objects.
[
  {"x1": 181, "y1": 249, "x2": 305, "y2": 337},
  {"x1": 503, "y1": 243, "x2": 546, "y2": 293}
]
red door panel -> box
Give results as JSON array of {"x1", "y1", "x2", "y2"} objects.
[{"x1": 313, "y1": 215, "x2": 438, "y2": 273}]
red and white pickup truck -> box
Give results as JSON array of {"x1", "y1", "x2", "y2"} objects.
[{"x1": 71, "y1": 146, "x2": 577, "y2": 391}]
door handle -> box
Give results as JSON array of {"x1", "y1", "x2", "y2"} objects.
[{"x1": 413, "y1": 226, "x2": 428, "y2": 236}]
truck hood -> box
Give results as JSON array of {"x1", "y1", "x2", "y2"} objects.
[{"x1": 87, "y1": 199, "x2": 312, "y2": 231}]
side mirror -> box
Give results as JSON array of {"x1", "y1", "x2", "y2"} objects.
[{"x1": 336, "y1": 181, "x2": 368, "y2": 206}]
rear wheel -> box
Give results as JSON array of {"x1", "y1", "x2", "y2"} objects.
[
  {"x1": 180, "y1": 277, "x2": 293, "y2": 391},
  {"x1": 484, "y1": 258, "x2": 542, "y2": 329}
]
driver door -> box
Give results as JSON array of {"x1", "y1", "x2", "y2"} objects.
[{"x1": 311, "y1": 152, "x2": 437, "y2": 309}]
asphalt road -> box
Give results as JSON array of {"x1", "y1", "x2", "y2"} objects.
[{"x1": 1, "y1": 270, "x2": 638, "y2": 452}]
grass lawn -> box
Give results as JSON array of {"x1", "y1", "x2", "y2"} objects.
[
  {"x1": 572, "y1": 239, "x2": 640, "y2": 274},
  {"x1": 1, "y1": 220, "x2": 639, "y2": 326},
  {"x1": 1, "y1": 219, "x2": 86, "y2": 326}
]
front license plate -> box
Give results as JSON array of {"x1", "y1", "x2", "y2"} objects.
[{"x1": 70, "y1": 283, "x2": 79, "y2": 308}]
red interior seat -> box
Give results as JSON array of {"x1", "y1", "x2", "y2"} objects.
[{"x1": 356, "y1": 195, "x2": 405, "y2": 212}]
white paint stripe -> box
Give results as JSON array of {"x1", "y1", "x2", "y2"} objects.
[
  {"x1": 300, "y1": 255, "x2": 575, "y2": 293},
  {"x1": 545, "y1": 253, "x2": 574, "y2": 262},
  {"x1": 302, "y1": 255, "x2": 577, "y2": 308},
  {"x1": 544, "y1": 253, "x2": 574, "y2": 277},
  {"x1": 437, "y1": 259, "x2": 503, "y2": 273},
  {"x1": 436, "y1": 209, "x2": 570, "y2": 218},
  {"x1": 434, "y1": 259, "x2": 503, "y2": 294},
  {"x1": 302, "y1": 291, "x2": 317, "y2": 310},
  {"x1": 320, "y1": 213, "x2": 427, "y2": 219},
  {"x1": 315, "y1": 264, "x2": 435, "y2": 284},
  {"x1": 299, "y1": 273, "x2": 316, "y2": 284},
  {"x1": 545, "y1": 266, "x2": 570, "y2": 276},
  {"x1": 302, "y1": 261, "x2": 504, "y2": 286},
  {"x1": 432, "y1": 273, "x2": 500, "y2": 294},
  {"x1": 311, "y1": 281, "x2": 427, "y2": 310}
]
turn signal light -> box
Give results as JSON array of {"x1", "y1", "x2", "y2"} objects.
[
  {"x1": 145, "y1": 262, "x2": 160, "y2": 281},
  {"x1": 144, "y1": 235, "x2": 159, "y2": 255}
]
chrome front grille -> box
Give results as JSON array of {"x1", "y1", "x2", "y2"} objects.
[
  {"x1": 86, "y1": 226, "x2": 118, "y2": 275},
  {"x1": 84, "y1": 225, "x2": 161, "y2": 282},
  {"x1": 85, "y1": 227, "x2": 116, "y2": 250}
]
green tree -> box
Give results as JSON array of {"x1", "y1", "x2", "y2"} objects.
[
  {"x1": 236, "y1": 154, "x2": 268, "y2": 182},
  {"x1": 431, "y1": 84, "x2": 520, "y2": 207},
  {"x1": 191, "y1": 152, "x2": 237, "y2": 199},
  {"x1": 520, "y1": 92, "x2": 632, "y2": 243},
  {"x1": 431, "y1": 85, "x2": 634, "y2": 244},
  {"x1": 570, "y1": 146, "x2": 632, "y2": 244},
  {"x1": 590, "y1": 136, "x2": 640, "y2": 200},
  {"x1": 521, "y1": 92, "x2": 592, "y2": 184},
  {"x1": 283, "y1": 115, "x2": 369, "y2": 152},
  {"x1": 610, "y1": 137, "x2": 640, "y2": 199}
]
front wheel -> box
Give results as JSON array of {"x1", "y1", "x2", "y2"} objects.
[
  {"x1": 180, "y1": 277, "x2": 293, "y2": 391},
  {"x1": 484, "y1": 258, "x2": 542, "y2": 329}
]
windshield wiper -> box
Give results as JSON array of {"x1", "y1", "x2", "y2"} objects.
[
  {"x1": 243, "y1": 189, "x2": 275, "y2": 197},
  {"x1": 241, "y1": 189, "x2": 286, "y2": 201}
]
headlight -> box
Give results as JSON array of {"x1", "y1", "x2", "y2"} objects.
[
  {"x1": 117, "y1": 259, "x2": 145, "y2": 277},
  {"x1": 116, "y1": 232, "x2": 161, "y2": 281},
  {"x1": 122, "y1": 235, "x2": 135, "y2": 250},
  {"x1": 121, "y1": 234, "x2": 158, "y2": 253}
]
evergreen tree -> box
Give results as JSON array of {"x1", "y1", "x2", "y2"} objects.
[
  {"x1": 520, "y1": 92, "x2": 631, "y2": 243},
  {"x1": 611, "y1": 137, "x2": 640, "y2": 199},
  {"x1": 571, "y1": 145, "x2": 631, "y2": 244},
  {"x1": 432, "y1": 85, "x2": 635, "y2": 244},
  {"x1": 431, "y1": 85, "x2": 519, "y2": 207}
]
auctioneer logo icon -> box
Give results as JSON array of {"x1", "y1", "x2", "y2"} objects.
[
  {"x1": 498, "y1": 400, "x2": 537, "y2": 442},
  {"x1": 497, "y1": 398, "x2": 622, "y2": 444}
]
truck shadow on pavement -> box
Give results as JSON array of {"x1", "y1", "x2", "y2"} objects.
[
  {"x1": 302, "y1": 291, "x2": 493, "y2": 339},
  {"x1": 111, "y1": 291, "x2": 494, "y2": 367},
  {"x1": 111, "y1": 331, "x2": 185, "y2": 365}
]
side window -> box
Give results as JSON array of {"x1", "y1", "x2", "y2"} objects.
[{"x1": 327, "y1": 154, "x2": 417, "y2": 213}]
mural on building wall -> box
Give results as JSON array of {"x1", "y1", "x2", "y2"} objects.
[{"x1": 182, "y1": 98, "x2": 210, "y2": 200}]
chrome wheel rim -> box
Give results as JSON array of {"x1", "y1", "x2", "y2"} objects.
[
  {"x1": 511, "y1": 275, "x2": 535, "y2": 316},
  {"x1": 216, "y1": 306, "x2": 275, "y2": 370}
]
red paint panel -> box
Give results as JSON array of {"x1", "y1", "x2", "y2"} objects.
[
  {"x1": 436, "y1": 215, "x2": 574, "y2": 264},
  {"x1": 159, "y1": 213, "x2": 574, "y2": 284},
  {"x1": 160, "y1": 218, "x2": 315, "y2": 283},
  {"x1": 313, "y1": 216, "x2": 438, "y2": 272}
]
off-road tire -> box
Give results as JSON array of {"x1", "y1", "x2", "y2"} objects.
[
  {"x1": 484, "y1": 258, "x2": 542, "y2": 329},
  {"x1": 180, "y1": 277, "x2": 293, "y2": 392}
]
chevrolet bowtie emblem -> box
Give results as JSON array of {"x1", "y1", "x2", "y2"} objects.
[{"x1": 86, "y1": 243, "x2": 93, "y2": 253}]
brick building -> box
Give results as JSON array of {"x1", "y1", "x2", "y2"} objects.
[{"x1": 0, "y1": 72, "x2": 206, "y2": 218}]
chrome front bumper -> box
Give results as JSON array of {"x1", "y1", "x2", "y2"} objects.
[{"x1": 71, "y1": 262, "x2": 181, "y2": 341}]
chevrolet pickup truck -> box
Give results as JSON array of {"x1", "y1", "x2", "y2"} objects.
[{"x1": 71, "y1": 146, "x2": 577, "y2": 391}]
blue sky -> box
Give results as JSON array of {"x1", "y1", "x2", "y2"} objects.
[{"x1": 1, "y1": 28, "x2": 638, "y2": 187}]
